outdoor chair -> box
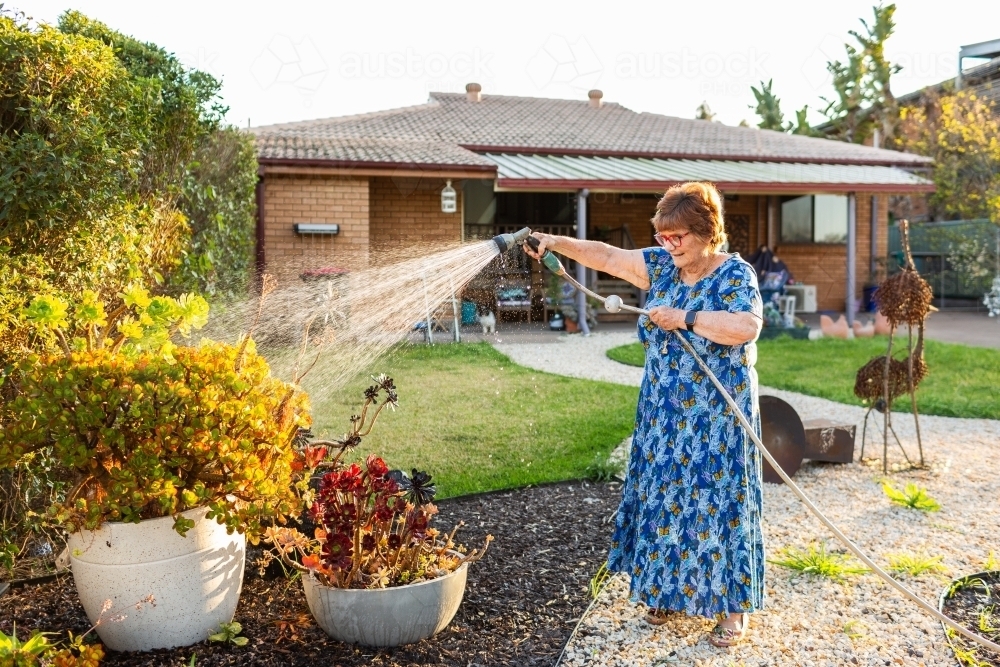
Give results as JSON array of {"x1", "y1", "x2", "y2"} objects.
[
  {"x1": 759, "y1": 269, "x2": 790, "y2": 305},
  {"x1": 495, "y1": 282, "x2": 533, "y2": 322}
]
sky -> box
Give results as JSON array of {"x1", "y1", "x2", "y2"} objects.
[{"x1": 18, "y1": 0, "x2": 1000, "y2": 129}]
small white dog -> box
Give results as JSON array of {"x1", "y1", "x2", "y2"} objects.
[{"x1": 478, "y1": 311, "x2": 496, "y2": 334}]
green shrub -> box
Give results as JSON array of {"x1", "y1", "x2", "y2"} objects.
[
  {"x1": 0, "y1": 14, "x2": 191, "y2": 367},
  {"x1": 0, "y1": 289, "x2": 312, "y2": 540},
  {"x1": 882, "y1": 481, "x2": 941, "y2": 512},
  {"x1": 174, "y1": 128, "x2": 259, "y2": 298},
  {"x1": 58, "y1": 11, "x2": 257, "y2": 299},
  {"x1": 885, "y1": 551, "x2": 946, "y2": 576},
  {"x1": 0, "y1": 12, "x2": 148, "y2": 240},
  {"x1": 768, "y1": 542, "x2": 869, "y2": 580},
  {"x1": 0, "y1": 626, "x2": 105, "y2": 666}
]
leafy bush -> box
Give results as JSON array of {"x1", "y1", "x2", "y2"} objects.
[
  {"x1": 0, "y1": 9, "x2": 252, "y2": 571},
  {"x1": 0, "y1": 288, "x2": 312, "y2": 540},
  {"x1": 0, "y1": 13, "x2": 190, "y2": 368},
  {"x1": 1, "y1": 12, "x2": 257, "y2": 369},
  {"x1": 0, "y1": 449, "x2": 70, "y2": 577},
  {"x1": 58, "y1": 12, "x2": 257, "y2": 299},
  {"x1": 57, "y1": 10, "x2": 225, "y2": 201},
  {"x1": 0, "y1": 12, "x2": 148, "y2": 241},
  {"x1": 175, "y1": 128, "x2": 259, "y2": 298},
  {"x1": 0, "y1": 626, "x2": 104, "y2": 666}
]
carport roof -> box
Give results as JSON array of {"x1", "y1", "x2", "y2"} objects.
[{"x1": 487, "y1": 153, "x2": 935, "y2": 193}]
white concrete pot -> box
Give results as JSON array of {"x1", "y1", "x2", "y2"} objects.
[
  {"x1": 303, "y1": 559, "x2": 469, "y2": 647},
  {"x1": 68, "y1": 507, "x2": 245, "y2": 652}
]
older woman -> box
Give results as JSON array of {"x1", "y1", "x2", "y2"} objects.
[{"x1": 526, "y1": 182, "x2": 764, "y2": 647}]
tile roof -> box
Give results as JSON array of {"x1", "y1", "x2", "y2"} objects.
[{"x1": 253, "y1": 92, "x2": 930, "y2": 168}]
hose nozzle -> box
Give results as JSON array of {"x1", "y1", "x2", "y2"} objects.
[
  {"x1": 491, "y1": 227, "x2": 532, "y2": 254},
  {"x1": 524, "y1": 235, "x2": 566, "y2": 275}
]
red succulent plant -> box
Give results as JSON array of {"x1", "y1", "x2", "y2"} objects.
[{"x1": 263, "y1": 379, "x2": 492, "y2": 590}]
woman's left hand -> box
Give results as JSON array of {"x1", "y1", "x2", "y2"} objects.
[{"x1": 648, "y1": 306, "x2": 686, "y2": 331}]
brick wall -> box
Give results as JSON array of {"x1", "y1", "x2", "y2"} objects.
[
  {"x1": 588, "y1": 192, "x2": 763, "y2": 254},
  {"x1": 369, "y1": 177, "x2": 463, "y2": 251},
  {"x1": 776, "y1": 193, "x2": 889, "y2": 312},
  {"x1": 262, "y1": 175, "x2": 369, "y2": 284},
  {"x1": 588, "y1": 193, "x2": 657, "y2": 247}
]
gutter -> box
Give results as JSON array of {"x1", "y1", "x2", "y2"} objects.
[
  {"x1": 492, "y1": 179, "x2": 936, "y2": 194},
  {"x1": 257, "y1": 157, "x2": 496, "y2": 175}
]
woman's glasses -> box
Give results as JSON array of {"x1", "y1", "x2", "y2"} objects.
[{"x1": 654, "y1": 232, "x2": 690, "y2": 249}]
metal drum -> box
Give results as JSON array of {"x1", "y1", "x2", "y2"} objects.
[{"x1": 758, "y1": 395, "x2": 807, "y2": 484}]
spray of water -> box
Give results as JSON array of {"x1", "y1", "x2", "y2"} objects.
[{"x1": 204, "y1": 240, "x2": 503, "y2": 396}]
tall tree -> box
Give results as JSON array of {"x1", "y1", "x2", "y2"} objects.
[
  {"x1": 789, "y1": 105, "x2": 822, "y2": 136},
  {"x1": 851, "y1": 3, "x2": 901, "y2": 147},
  {"x1": 750, "y1": 79, "x2": 785, "y2": 131},
  {"x1": 822, "y1": 3, "x2": 901, "y2": 146},
  {"x1": 822, "y1": 44, "x2": 870, "y2": 143},
  {"x1": 695, "y1": 101, "x2": 716, "y2": 121}
]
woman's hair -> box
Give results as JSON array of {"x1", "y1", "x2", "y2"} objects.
[{"x1": 651, "y1": 182, "x2": 727, "y2": 251}]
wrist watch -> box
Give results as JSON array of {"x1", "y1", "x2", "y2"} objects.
[{"x1": 684, "y1": 310, "x2": 697, "y2": 332}]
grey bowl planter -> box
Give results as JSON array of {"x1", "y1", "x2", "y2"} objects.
[
  {"x1": 302, "y1": 560, "x2": 469, "y2": 647},
  {"x1": 938, "y1": 570, "x2": 999, "y2": 666}
]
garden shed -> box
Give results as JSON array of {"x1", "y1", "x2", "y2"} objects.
[{"x1": 251, "y1": 85, "x2": 933, "y2": 319}]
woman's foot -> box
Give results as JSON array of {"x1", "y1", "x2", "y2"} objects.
[
  {"x1": 644, "y1": 607, "x2": 671, "y2": 626},
  {"x1": 708, "y1": 612, "x2": 749, "y2": 647}
]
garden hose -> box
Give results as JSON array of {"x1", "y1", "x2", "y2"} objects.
[{"x1": 527, "y1": 240, "x2": 1000, "y2": 656}]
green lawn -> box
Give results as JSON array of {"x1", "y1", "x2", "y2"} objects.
[
  {"x1": 606, "y1": 336, "x2": 1000, "y2": 420},
  {"x1": 297, "y1": 344, "x2": 639, "y2": 499}
]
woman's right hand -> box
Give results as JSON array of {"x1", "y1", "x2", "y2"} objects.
[{"x1": 523, "y1": 232, "x2": 558, "y2": 261}]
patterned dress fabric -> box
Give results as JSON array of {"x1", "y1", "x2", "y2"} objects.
[{"x1": 607, "y1": 248, "x2": 765, "y2": 620}]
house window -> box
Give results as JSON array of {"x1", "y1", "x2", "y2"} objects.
[
  {"x1": 462, "y1": 179, "x2": 496, "y2": 241},
  {"x1": 780, "y1": 194, "x2": 848, "y2": 244}
]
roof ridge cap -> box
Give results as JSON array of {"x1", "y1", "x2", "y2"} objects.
[{"x1": 430, "y1": 90, "x2": 624, "y2": 107}]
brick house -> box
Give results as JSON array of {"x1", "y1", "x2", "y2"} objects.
[{"x1": 251, "y1": 85, "x2": 932, "y2": 320}]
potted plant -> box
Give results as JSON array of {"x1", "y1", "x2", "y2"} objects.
[
  {"x1": 0, "y1": 282, "x2": 316, "y2": 652},
  {"x1": 545, "y1": 273, "x2": 565, "y2": 330},
  {"x1": 263, "y1": 377, "x2": 492, "y2": 647}
]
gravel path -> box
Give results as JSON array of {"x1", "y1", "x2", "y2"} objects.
[{"x1": 494, "y1": 333, "x2": 999, "y2": 667}]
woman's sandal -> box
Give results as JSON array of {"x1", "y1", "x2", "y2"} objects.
[
  {"x1": 708, "y1": 612, "x2": 749, "y2": 647},
  {"x1": 644, "y1": 607, "x2": 671, "y2": 626}
]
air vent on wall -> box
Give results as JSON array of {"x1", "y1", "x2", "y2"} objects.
[{"x1": 294, "y1": 223, "x2": 340, "y2": 235}]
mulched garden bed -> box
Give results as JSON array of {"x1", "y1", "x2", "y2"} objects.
[
  {"x1": 940, "y1": 570, "x2": 1000, "y2": 667},
  {"x1": 1, "y1": 480, "x2": 622, "y2": 667}
]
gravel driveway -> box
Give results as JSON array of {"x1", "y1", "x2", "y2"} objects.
[{"x1": 494, "y1": 332, "x2": 999, "y2": 667}]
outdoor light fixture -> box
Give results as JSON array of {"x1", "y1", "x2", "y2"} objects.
[
  {"x1": 441, "y1": 180, "x2": 457, "y2": 213},
  {"x1": 294, "y1": 223, "x2": 340, "y2": 235}
]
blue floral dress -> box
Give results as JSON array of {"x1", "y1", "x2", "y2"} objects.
[{"x1": 607, "y1": 248, "x2": 765, "y2": 620}]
